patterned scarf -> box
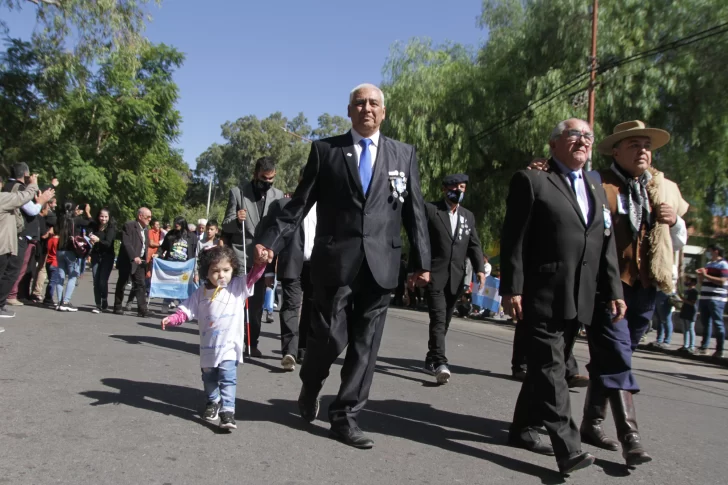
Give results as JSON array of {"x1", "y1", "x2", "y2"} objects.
[{"x1": 611, "y1": 163, "x2": 652, "y2": 239}]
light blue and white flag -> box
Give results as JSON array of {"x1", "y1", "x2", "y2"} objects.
[
  {"x1": 150, "y1": 258, "x2": 199, "y2": 300},
  {"x1": 472, "y1": 275, "x2": 501, "y2": 313}
]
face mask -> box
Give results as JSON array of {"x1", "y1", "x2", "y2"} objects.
[
  {"x1": 256, "y1": 180, "x2": 273, "y2": 192},
  {"x1": 446, "y1": 189, "x2": 464, "y2": 204}
]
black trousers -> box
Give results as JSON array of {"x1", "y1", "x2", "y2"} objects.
[
  {"x1": 511, "y1": 318, "x2": 582, "y2": 460},
  {"x1": 425, "y1": 282, "x2": 463, "y2": 366},
  {"x1": 0, "y1": 252, "x2": 15, "y2": 308},
  {"x1": 279, "y1": 262, "x2": 313, "y2": 357},
  {"x1": 300, "y1": 259, "x2": 391, "y2": 429},
  {"x1": 0, "y1": 239, "x2": 24, "y2": 308},
  {"x1": 247, "y1": 275, "x2": 266, "y2": 348},
  {"x1": 511, "y1": 318, "x2": 580, "y2": 379},
  {"x1": 114, "y1": 262, "x2": 147, "y2": 313}
]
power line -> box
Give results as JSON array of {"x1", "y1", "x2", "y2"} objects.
[{"x1": 471, "y1": 22, "x2": 728, "y2": 142}]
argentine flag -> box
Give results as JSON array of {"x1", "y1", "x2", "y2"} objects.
[
  {"x1": 150, "y1": 258, "x2": 199, "y2": 300},
  {"x1": 472, "y1": 275, "x2": 502, "y2": 313}
]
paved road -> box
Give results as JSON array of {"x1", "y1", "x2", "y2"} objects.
[{"x1": 1, "y1": 274, "x2": 727, "y2": 484}]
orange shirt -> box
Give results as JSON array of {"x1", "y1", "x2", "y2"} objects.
[{"x1": 147, "y1": 228, "x2": 161, "y2": 261}]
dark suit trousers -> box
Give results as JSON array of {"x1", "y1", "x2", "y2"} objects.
[
  {"x1": 279, "y1": 262, "x2": 313, "y2": 356},
  {"x1": 511, "y1": 318, "x2": 582, "y2": 460},
  {"x1": 247, "y1": 275, "x2": 266, "y2": 348},
  {"x1": 299, "y1": 258, "x2": 391, "y2": 429},
  {"x1": 10, "y1": 239, "x2": 37, "y2": 300},
  {"x1": 425, "y1": 282, "x2": 463, "y2": 366},
  {"x1": 114, "y1": 262, "x2": 147, "y2": 312},
  {"x1": 511, "y1": 318, "x2": 580, "y2": 379}
]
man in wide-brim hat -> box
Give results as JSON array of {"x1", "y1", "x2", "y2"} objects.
[
  {"x1": 585, "y1": 120, "x2": 688, "y2": 466},
  {"x1": 527, "y1": 120, "x2": 688, "y2": 467}
]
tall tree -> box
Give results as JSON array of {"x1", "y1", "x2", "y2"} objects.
[{"x1": 382, "y1": 0, "x2": 728, "y2": 249}]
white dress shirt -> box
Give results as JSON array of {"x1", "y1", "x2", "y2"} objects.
[
  {"x1": 447, "y1": 206, "x2": 458, "y2": 237},
  {"x1": 303, "y1": 203, "x2": 317, "y2": 262},
  {"x1": 552, "y1": 158, "x2": 592, "y2": 224},
  {"x1": 350, "y1": 129, "x2": 380, "y2": 168}
]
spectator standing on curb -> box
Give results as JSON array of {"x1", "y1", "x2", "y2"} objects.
[
  {"x1": 0, "y1": 174, "x2": 43, "y2": 319},
  {"x1": 89, "y1": 208, "x2": 117, "y2": 313},
  {"x1": 51, "y1": 202, "x2": 84, "y2": 312},
  {"x1": 678, "y1": 277, "x2": 699, "y2": 353},
  {"x1": 696, "y1": 244, "x2": 728, "y2": 358}
]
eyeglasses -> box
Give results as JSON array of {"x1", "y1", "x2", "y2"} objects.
[{"x1": 564, "y1": 130, "x2": 595, "y2": 145}]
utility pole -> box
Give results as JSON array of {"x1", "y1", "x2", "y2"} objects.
[
  {"x1": 205, "y1": 171, "x2": 214, "y2": 219},
  {"x1": 586, "y1": 0, "x2": 599, "y2": 171}
]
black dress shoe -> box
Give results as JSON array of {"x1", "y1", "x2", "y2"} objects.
[
  {"x1": 507, "y1": 433, "x2": 555, "y2": 456},
  {"x1": 329, "y1": 426, "x2": 374, "y2": 449},
  {"x1": 557, "y1": 451, "x2": 595, "y2": 475},
  {"x1": 113, "y1": 307, "x2": 124, "y2": 315},
  {"x1": 512, "y1": 370, "x2": 527, "y2": 381},
  {"x1": 298, "y1": 388, "x2": 319, "y2": 423}
]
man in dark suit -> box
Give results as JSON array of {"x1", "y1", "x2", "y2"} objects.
[
  {"x1": 255, "y1": 83, "x2": 431, "y2": 449},
  {"x1": 419, "y1": 173, "x2": 485, "y2": 384},
  {"x1": 113, "y1": 207, "x2": 152, "y2": 317},
  {"x1": 500, "y1": 118, "x2": 625, "y2": 475},
  {"x1": 255, "y1": 169, "x2": 316, "y2": 372},
  {"x1": 222, "y1": 156, "x2": 284, "y2": 357}
]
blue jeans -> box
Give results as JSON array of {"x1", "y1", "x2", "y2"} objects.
[
  {"x1": 52, "y1": 251, "x2": 80, "y2": 304},
  {"x1": 91, "y1": 253, "x2": 115, "y2": 308},
  {"x1": 263, "y1": 278, "x2": 277, "y2": 312},
  {"x1": 680, "y1": 316, "x2": 697, "y2": 350},
  {"x1": 699, "y1": 299, "x2": 726, "y2": 352},
  {"x1": 655, "y1": 291, "x2": 674, "y2": 344},
  {"x1": 201, "y1": 360, "x2": 238, "y2": 413}
]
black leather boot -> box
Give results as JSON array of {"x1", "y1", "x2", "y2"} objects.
[
  {"x1": 610, "y1": 390, "x2": 652, "y2": 466},
  {"x1": 580, "y1": 383, "x2": 619, "y2": 450}
]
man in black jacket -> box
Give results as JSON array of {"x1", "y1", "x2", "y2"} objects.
[
  {"x1": 500, "y1": 118, "x2": 625, "y2": 475},
  {"x1": 222, "y1": 157, "x2": 284, "y2": 357},
  {"x1": 255, "y1": 83, "x2": 431, "y2": 449},
  {"x1": 113, "y1": 207, "x2": 152, "y2": 317},
  {"x1": 420, "y1": 173, "x2": 485, "y2": 384}
]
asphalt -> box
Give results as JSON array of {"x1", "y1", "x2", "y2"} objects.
[{"x1": 1, "y1": 273, "x2": 727, "y2": 485}]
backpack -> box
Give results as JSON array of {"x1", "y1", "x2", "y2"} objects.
[
  {"x1": 69, "y1": 221, "x2": 91, "y2": 258},
  {"x1": 10, "y1": 183, "x2": 25, "y2": 233}
]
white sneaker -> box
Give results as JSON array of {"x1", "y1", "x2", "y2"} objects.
[
  {"x1": 281, "y1": 354, "x2": 296, "y2": 372},
  {"x1": 435, "y1": 365, "x2": 451, "y2": 385},
  {"x1": 91, "y1": 308, "x2": 101, "y2": 314},
  {"x1": 0, "y1": 326, "x2": 5, "y2": 333}
]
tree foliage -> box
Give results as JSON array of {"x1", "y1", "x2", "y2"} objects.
[
  {"x1": 382, "y1": 0, "x2": 728, "y2": 251},
  {"x1": 187, "y1": 113, "x2": 350, "y2": 208},
  {"x1": 0, "y1": 0, "x2": 188, "y2": 222}
]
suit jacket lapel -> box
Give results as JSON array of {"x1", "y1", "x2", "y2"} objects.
[
  {"x1": 242, "y1": 183, "x2": 260, "y2": 228},
  {"x1": 546, "y1": 165, "x2": 587, "y2": 228},
  {"x1": 583, "y1": 171, "x2": 601, "y2": 229},
  {"x1": 368, "y1": 135, "x2": 388, "y2": 198},
  {"x1": 436, "y1": 201, "x2": 454, "y2": 241},
  {"x1": 341, "y1": 132, "x2": 364, "y2": 198}
]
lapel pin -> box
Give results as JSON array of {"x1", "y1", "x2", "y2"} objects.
[{"x1": 346, "y1": 153, "x2": 352, "y2": 157}]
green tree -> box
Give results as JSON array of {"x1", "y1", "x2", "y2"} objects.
[
  {"x1": 187, "y1": 113, "x2": 351, "y2": 209},
  {"x1": 382, "y1": 0, "x2": 728, "y2": 249}
]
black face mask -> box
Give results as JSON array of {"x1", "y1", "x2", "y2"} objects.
[
  {"x1": 256, "y1": 180, "x2": 273, "y2": 192},
  {"x1": 446, "y1": 189, "x2": 464, "y2": 204}
]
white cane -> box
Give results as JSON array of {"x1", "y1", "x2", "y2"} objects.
[{"x1": 241, "y1": 215, "x2": 251, "y2": 361}]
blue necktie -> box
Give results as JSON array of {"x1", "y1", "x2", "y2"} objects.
[
  {"x1": 359, "y1": 138, "x2": 373, "y2": 195},
  {"x1": 568, "y1": 172, "x2": 589, "y2": 222}
]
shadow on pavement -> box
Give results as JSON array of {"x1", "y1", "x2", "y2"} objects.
[
  {"x1": 593, "y1": 458, "x2": 632, "y2": 478},
  {"x1": 362, "y1": 399, "x2": 565, "y2": 484},
  {"x1": 376, "y1": 355, "x2": 515, "y2": 382},
  {"x1": 137, "y1": 321, "x2": 200, "y2": 335},
  {"x1": 638, "y1": 369, "x2": 728, "y2": 384},
  {"x1": 110, "y1": 334, "x2": 199, "y2": 355},
  {"x1": 80, "y1": 379, "x2": 327, "y2": 437}
]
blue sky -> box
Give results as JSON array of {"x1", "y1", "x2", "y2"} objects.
[{"x1": 4, "y1": 0, "x2": 486, "y2": 168}]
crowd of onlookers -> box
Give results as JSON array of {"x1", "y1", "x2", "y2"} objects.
[{"x1": 0, "y1": 162, "x2": 232, "y2": 329}]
